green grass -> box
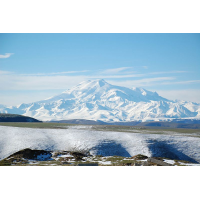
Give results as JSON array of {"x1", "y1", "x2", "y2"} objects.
[
  {"x1": 0, "y1": 122, "x2": 75, "y2": 129},
  {"x1": 0, "y1": 122, "x2": 199, "y2": 136},
  {"x1": 92, "y1": 125, "x2": 200, "y2": 135}
]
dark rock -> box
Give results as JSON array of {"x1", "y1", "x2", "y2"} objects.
[{"x1": 10, "y1": 148, "x2": 52, "y2": 161}]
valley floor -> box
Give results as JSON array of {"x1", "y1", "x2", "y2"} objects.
[{"x1": 0, "y1": 123, "x2": 200, "y2": 165}]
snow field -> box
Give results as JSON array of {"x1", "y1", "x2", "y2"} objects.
[{"x1": 0, "y1": 125, "x2": 200, "y2": 163}]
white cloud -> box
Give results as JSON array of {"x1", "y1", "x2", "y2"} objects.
[
  {"x1": 0, "y1": 70, "x2": 200, "y2": 104},
  {"x1": 162, "y1": 80, "x2": 200, "y2": 85},
  {"x1": 176, "y1": 80, "x2": 200, "y2": 84},
  {"x1": 0, "y1": 70, "x2": 13, "y2": 75},
  {"x1": 0, "y1": 74, "x2": 87, "y2": 90},
  {"x1": 50, "y1": 70, "x2": 89, "y2": 75},
  {"x1": 150, "y1": 71, "x2": 188, "y2": 75},
  {"x1": 156, "y1": 89, "x2": 200, "y2": 103},
  {"x1": 101, "y1": 67, "x2": 133, "y2": 74},
  {"x1": 90, "y1": 74, "x2": 144, "y2": 79},
  {"x1": 21, "y1": 70, "x2": 89, "y2": 76},
  {"x1": 109, "y1": 77, "x2": 176, "y2": 87},
  {"x1": 0, "y1": 71, "x2": 173, "y2": 91},
  {"x1": 0, "y1": 53, "x2": 14, "y2": 58},
  {"x1": 0, "y1": 90, "x2": 64, "y2": 106}
]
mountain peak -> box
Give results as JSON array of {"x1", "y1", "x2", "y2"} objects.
[
  {"x1": 89, "y1": 79, "x2": 107, "y2": 84},
  {"x1": 74, "y1": 79, "x2": 109, "y2": 90},
  {"x1": 95, "y1": 79, "x2": 108, "y2": 87},
  {"x1": 96, "y1": 79, "x2": 106, "y2": 83}
]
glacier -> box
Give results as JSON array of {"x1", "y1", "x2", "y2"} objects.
[{"x1": 0, "y1": 79, "x2": 200, "y2": 122}]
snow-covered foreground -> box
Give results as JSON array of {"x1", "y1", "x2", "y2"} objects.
[{"x1": 0, "y1": 125, "x2": 200, "y2": 163}]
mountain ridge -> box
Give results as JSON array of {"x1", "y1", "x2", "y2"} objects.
[{"x1": 0, "y1": 79, "x2": 200, "y2": 122}]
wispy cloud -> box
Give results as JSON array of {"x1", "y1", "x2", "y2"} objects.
[
  {"x1": 0, "y1": 73, "x2": 87, "y2": 90},
  {"x1": 21, "y1": 70, "x2": 89, "y2": 76},
  {"x1": 97, "y1": 67, "x2": 189, "y2": 79},
  {"x1": 50, "y1": 70, "x2": 89, "y2": 75},
  {"x1": 150, "y1": 71, "x2": 188, "y2": 75},
  {"x1": 162, "y1": 80, "x2": 200, "y2": 85},
  {"x1": 0, "y1": 71, "x2": 143, "y2": 90},
  {"x1": 176, "y1": 80, "x2": 200, "y2": 84},
  {"x1": 0, "y1": 68, "x2": 199, "y2": 104},
  {"x1": 0, "y1": 53, "x2": 14, "y2": 59},
  {"x1": 156, "y1": 89, "x2": 200, "y2": 103},
  {"x1": 101, "y1": 67, "x2": 133, "y2": 74},
  {"x1": 0, "y1": 70, "x2": 13, "y2": 75},
  {"x1": 90, "y1": 74, "x2": 144, "y2": 79},
  {"x1": 97, "y1": 67, "x2": 144, "y2": 78},
  {"x1": 0, "y1": 68, "x2": 198, "y2": 94},
  {"x1": 109, "y1": 77, "x2": 176, "y2": 88}
]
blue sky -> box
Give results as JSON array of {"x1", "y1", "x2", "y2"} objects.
[{"x1": 0, "y1": 33, "x2": 200, "y2": 105}]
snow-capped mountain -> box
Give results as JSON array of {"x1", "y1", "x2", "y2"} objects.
[{"x1": 1, "y1": 79, "x2": 200, "y2": 122}]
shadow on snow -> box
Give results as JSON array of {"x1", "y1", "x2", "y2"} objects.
[
  {"x1": 147, "y1": 139, "x2": 198, "y2": 163},
  {"x1": 91, "y1": 140, "x2": 131, "y2": 157}
]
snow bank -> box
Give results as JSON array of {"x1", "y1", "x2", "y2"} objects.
[{"x1": 0, "y1": 126, "x2": 200, "y2": 163}]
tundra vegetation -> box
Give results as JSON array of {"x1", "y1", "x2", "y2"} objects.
[{"x1": 0, "y1": 148, "x2": 198, "y2": 166}]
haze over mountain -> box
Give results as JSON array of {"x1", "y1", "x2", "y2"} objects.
[{"x1": 0, "y1": 79, "x2": 200, "y2": 122}]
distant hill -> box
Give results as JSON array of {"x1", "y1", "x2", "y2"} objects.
[
  {"x1": 49, "y1": 119, "x2": 141, "y2": 126},
  {"x1": 50, "y1": 118, "x2": 200, "y2": 129},
  {"x1": 137, "y1": 121, "x2": 200, "y2": 129},
  {"x1": 0, "y1": 113, "x2": 41, "y2": 122},
  {"x1": 50, "y1": 119, "x2": 107, "y2": 125}
]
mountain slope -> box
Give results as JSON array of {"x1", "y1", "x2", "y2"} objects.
[
  {"x1": 0, "y1": 79, "x2": 199, "y2": 122},
  {"x1": 41, "y1": 79, "x2": 169, "y2": 103}
]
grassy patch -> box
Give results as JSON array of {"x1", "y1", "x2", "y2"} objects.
[
  {"x1": 0, "y1": 122, "x2": 75, "y2": 129},
  {"x1": 0, "y1": 122, "x2": 199, "y2": 136},
  {"x1": 1, "y1": 153, "x2": 198, "y2": 166}
]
